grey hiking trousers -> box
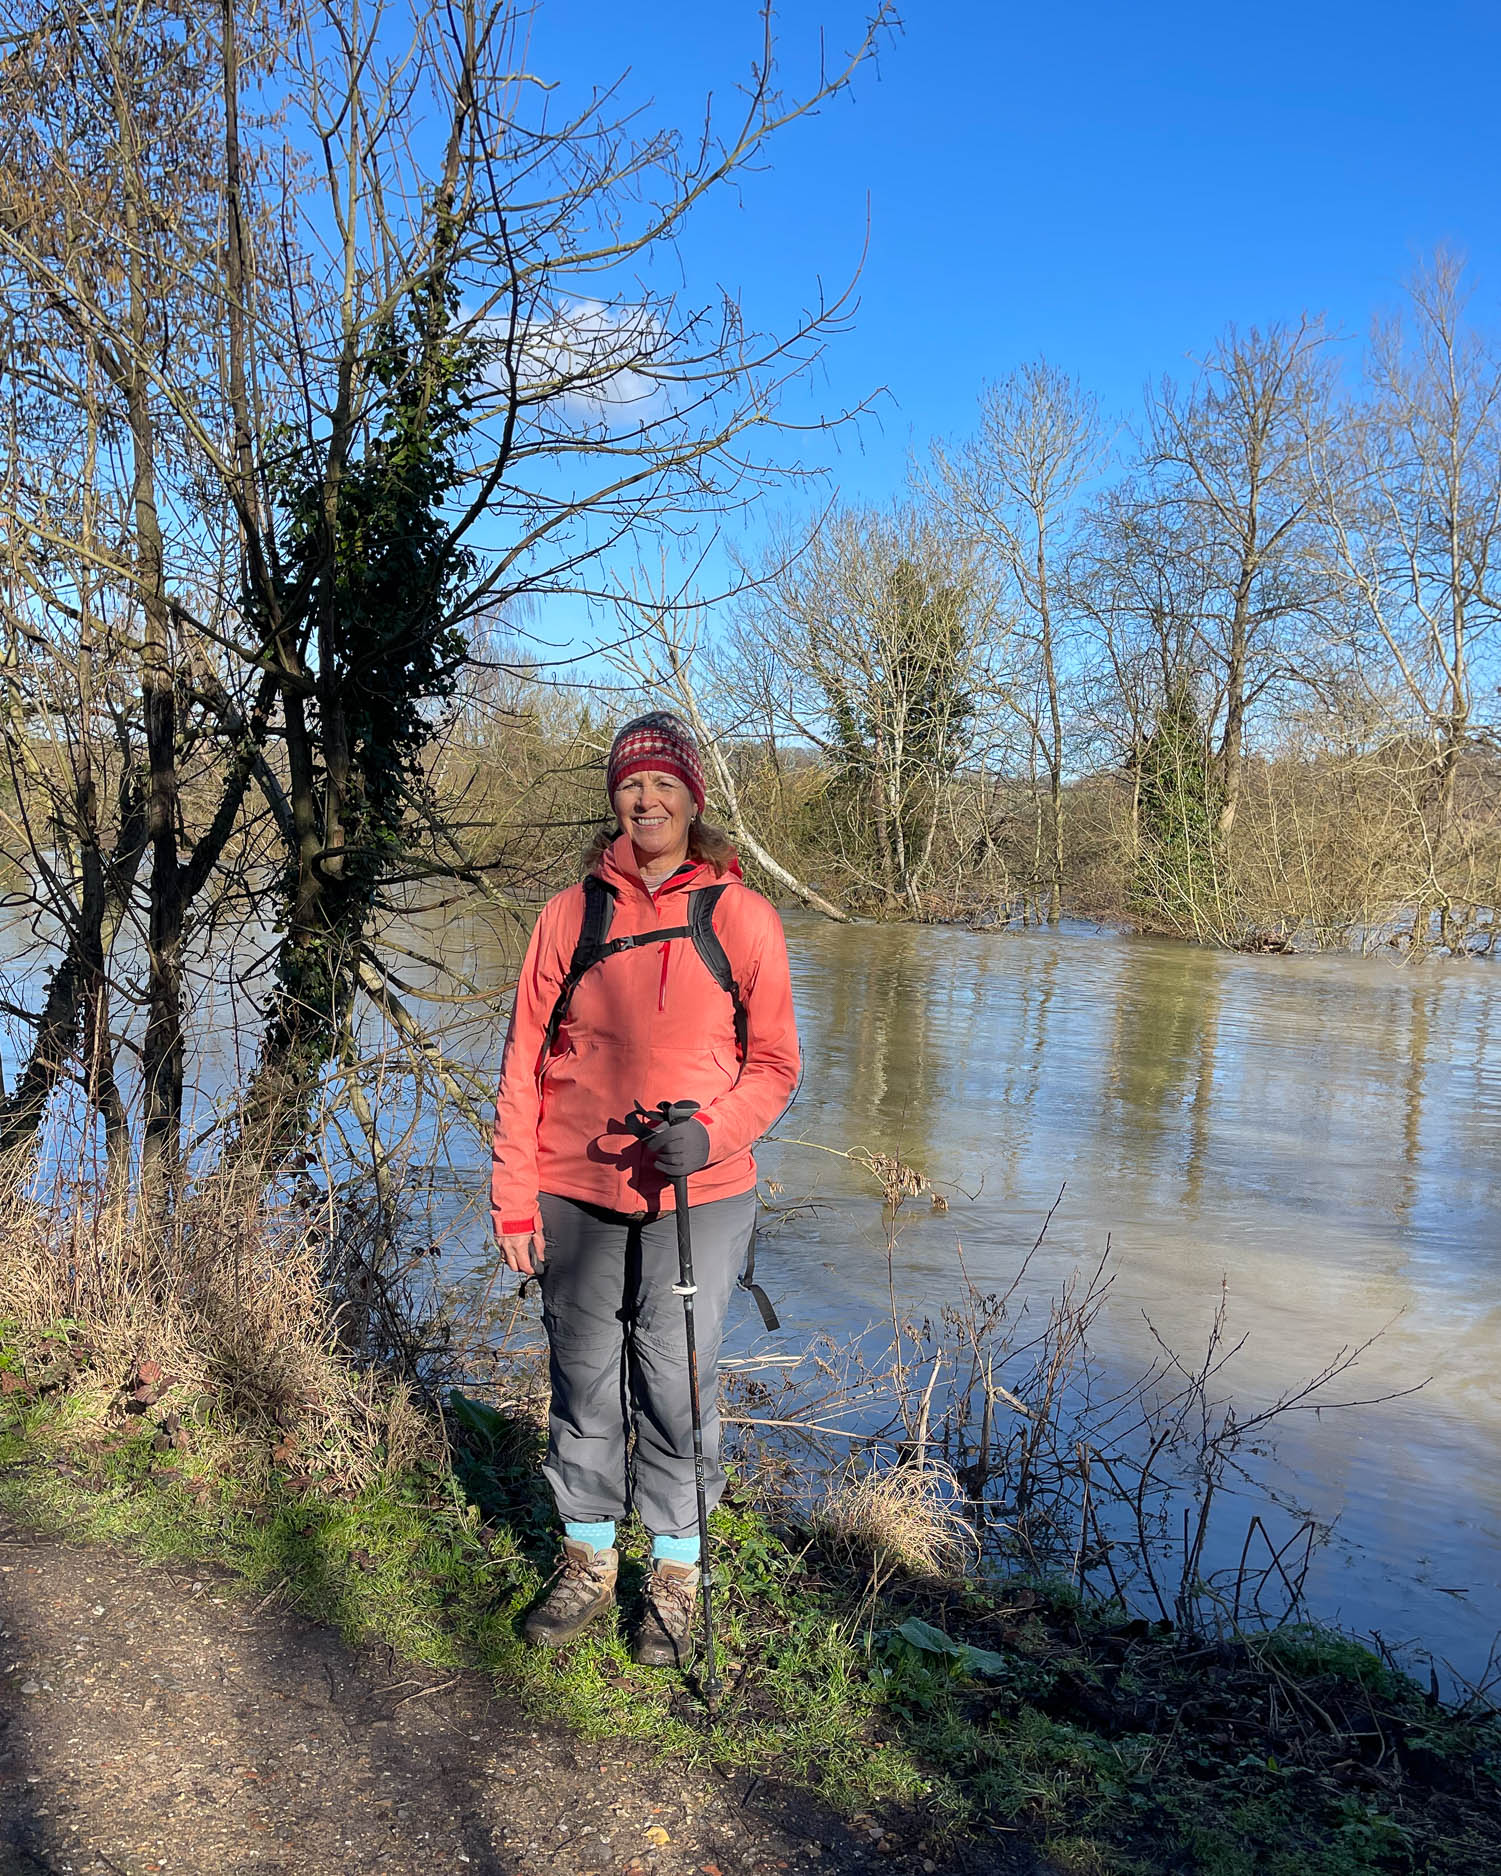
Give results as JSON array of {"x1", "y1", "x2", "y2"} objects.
[{"x1": 536, "y1": 1188, "x2": 758, "y2": 1538}]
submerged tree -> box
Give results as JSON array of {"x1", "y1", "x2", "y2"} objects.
[
  {"x1": 732, "y1": 505, "x2": 990, "y2": 915},
  {"x1": 1134, "y1": 680, "x2": 1227, "y2": 938}
]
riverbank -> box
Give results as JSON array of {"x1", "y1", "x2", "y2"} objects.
[{"x1": 3, "y1": 1321, "x2": 1498, "y2": 1876}]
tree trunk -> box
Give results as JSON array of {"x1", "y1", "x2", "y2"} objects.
[
  {"x1": 1216, "y1": 575, "x2": 1253, "y2": 840},
  {"x1": 126, "y1": 377, "x2": 184, "y2": 1189},
  {"x1": 1036, "y1": 535, "x2": 1065, "y2": 924},
  {"x1": 0, "y1": 782, "x2": 147, "y2": 1169}
]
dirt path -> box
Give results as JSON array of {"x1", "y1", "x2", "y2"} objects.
[{"x1": 0, "y1": 1519, "x2": 1026, "y2": 1876}]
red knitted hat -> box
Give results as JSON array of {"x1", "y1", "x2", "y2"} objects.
[{"x1": 606, "y1": 711, "x2": 706, "y2": 814}]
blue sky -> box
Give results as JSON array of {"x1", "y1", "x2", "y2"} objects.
[{"x1": 517, "y1": 0, "x2": 1501, "y2": 630}]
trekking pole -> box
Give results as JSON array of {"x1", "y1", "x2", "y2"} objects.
[{"x1": 657, "y1": 1097, "x2": 721, "y2": 1709}]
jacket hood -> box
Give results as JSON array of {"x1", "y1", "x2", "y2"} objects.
[{"x1": 597, "y1": 830, "x2": 743, "y2": 896}]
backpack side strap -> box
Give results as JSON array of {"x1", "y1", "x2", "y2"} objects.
[{"x1": 738, "y1": 1215, "x2": 780, "y2": 1332}]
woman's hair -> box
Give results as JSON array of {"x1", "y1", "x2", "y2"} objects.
[{"x1": 584, "y1": 817, "x2": 735, "y2": 877}]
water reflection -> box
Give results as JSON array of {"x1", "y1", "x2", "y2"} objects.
[
  {"x1": 1104, "y1": 945, "x2": 1224, "y2": 1209},
  {"x1": 757, "y1": 919, "x2": 1501, "y2": 1675}
]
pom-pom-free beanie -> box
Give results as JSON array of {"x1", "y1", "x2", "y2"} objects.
[{"x1": 606, "y1": 711, "x2": 707, "y2": 813}]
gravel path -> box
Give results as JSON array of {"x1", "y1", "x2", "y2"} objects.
[{"x1": 0, "y1": 1519, "x2": 1032, "y2": 1876}]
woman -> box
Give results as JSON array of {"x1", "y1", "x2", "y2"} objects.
[{"x1": 490, "y1": 711, "x2": 800, "y2": 1666}]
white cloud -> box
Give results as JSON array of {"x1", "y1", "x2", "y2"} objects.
[{"x1": 481, "y1": 296, "x2": 672, "y2": 425}]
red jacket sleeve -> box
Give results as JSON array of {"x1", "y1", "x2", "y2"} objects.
[
  {"x1": 490, "y1": 888, "x2": 579, "y2": 1237},
  {"x1": 698, "y1": 890, "x2": 800, "y2": 1162}
]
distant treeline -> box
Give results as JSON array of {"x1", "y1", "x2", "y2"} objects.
[{"x1": 445, "y1": 264, "x2": 1501, "y2": 956}]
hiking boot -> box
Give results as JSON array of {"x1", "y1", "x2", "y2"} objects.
[
  {"x1": 523, "y1": 1540, "x2": 618, "y2": 1647},
  {"x1": 631, "y1": 1559, "x2": 700, "y2": 1668}
]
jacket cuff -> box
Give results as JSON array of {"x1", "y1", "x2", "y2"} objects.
[{"x1": 497, "y1": 1215, "x2": 537, "y2": 1235}]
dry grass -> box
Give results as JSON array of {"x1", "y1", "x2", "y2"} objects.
[
  {"x1": 0, "y1": 1160, "x2": 436, "y2": 1486},
  {"x1": 810, "y1": 1458, "x2": 977, "y2": 1581}
]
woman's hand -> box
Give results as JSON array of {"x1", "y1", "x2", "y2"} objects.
[
  {"x1": 499, "y1": 1225, "x2": 546, "y2": 1276},
  {"x1": 645, "y1": 1115, "x2": 712, "y2": 1176}
]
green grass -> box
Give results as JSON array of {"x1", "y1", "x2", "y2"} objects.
[{"x1": 3, "y1": 1336, "x2": 1500, "y2": 1875}]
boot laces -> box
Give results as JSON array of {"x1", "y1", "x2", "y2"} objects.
[
  {"x1": 547, "y1": 1550, "x2": 610, "y2": 1618},
  {"x1": 647, "y1": 1569, "x2": 697, "y2": 1636}
]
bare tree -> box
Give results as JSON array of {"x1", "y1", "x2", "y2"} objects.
[
  {"x1": 0, "y1": 0, "x2": 894, "y2": 1192},
  {"x1": 1145, "y1": 319, "x2": 1337, "y2": 841},
  {"x1": 1073, "y1": 487, "x2": 1215, "y2": 865},
  {"x1": 933, "y1": 360, "x2": 1103, "y2": 922},
  {"x1": 1321, "y1": 255, "x2": 1501, "y2": 949},
  {"x1": 729, "y1": 504, "x2": 994, "y2": 916}
]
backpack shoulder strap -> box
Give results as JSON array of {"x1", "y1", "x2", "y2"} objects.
[
  {"x1": 577, "y1": 873, "x2": 616, "y2": 956},
  {"x1": 537, "y1": 877, "x2": 616, "y2": 1068},
  {"x1": 687, "y1": 883, "x2": 748, "y2": 1051},
  {"x1": 686, "y1": 884, "x2": 733, "y2": 993}
]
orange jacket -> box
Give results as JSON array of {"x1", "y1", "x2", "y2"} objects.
[{"x1": 491, "y1": 834, "x2": 800, "y2": 1231}]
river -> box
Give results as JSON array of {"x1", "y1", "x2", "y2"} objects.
[
  {"x1": 753, "y1": 916, "x2": 1500, "y2": 1679},
  {"x1": 7, "y1": 904, "x2": 1498, "y2": 1675}
]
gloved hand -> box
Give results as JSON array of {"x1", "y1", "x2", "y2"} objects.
[{"x1": 645, "y1": 1115, "x2": 712, "y2": 1177}]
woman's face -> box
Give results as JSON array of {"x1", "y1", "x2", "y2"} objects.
[{"x1": 612, "y1": 770, "x2": 695, "y2": 870}]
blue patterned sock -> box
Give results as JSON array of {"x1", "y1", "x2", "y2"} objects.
[
  {"x1": 564, "y1": 1519, "x2": 616, "y2": 1553},
  {"x1": 651, "y1": 1532, "x2": 700, "y2": 1567}
]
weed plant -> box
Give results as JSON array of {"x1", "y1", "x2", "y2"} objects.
[{"x1": 3, "y1": 1326, "x2": 1499, "y2": 1876}]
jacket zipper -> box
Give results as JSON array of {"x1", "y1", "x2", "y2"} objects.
[
  {"x1": 648, "y1": 870, "x2": 689, "y2": 1012},
  {"x1": 650, "y1": 880, "x2": 670, "y2": 1011}
]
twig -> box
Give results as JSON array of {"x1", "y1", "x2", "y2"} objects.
[
  {"x1": 239, "y1": 1575, "x2": 289, "y2": 1625},
  {"x1": 393, "y1": 1675, "x2": 461, "y2": 1707},
  {"x1": 723, "y1": 1413, "x2": 906, "y2": 1442},
  {"x1": 912, "y1": 1354, "x2": 943, "y2": 1467}
]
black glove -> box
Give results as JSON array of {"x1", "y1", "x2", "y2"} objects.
[{"x1": 645, "y1": 1115, "x2": 712, "y2": 1177}]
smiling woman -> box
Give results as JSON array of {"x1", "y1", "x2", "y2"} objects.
[{"x1": 489, "y1": 710, "x2": 799, "y2": 1671}]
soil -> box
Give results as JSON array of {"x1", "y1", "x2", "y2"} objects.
[{"x1": 0, "y1": 1517, "x2": 1035, "y2": 1876}]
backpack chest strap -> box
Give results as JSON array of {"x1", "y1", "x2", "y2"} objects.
[
  {"x1": 536, "y1": 878, "x2": 742, "y2": 1071},
  {"x1": 590, "y1": 923, "x2": 693, "y2": 959}
]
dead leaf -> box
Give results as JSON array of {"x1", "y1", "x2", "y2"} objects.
[{"x1": 645, "y1": 1826, "x2": 671, "y2": 1846}]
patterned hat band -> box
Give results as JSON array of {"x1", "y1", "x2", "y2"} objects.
[{"x1": 606, "y1": 711, "x2": 707, "y2": 814}]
